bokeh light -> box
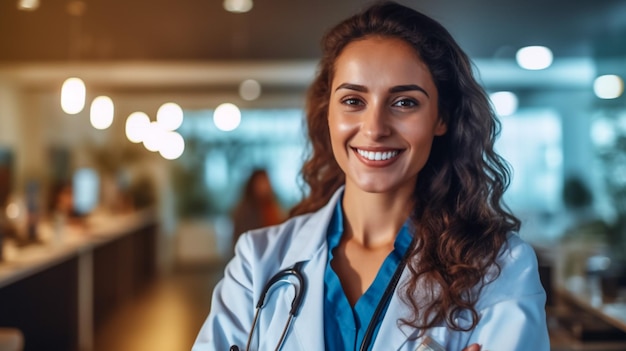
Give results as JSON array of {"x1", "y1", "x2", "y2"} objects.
[
  {"x1": 593, "y1": 74, "x2": 624, "y2": 99},
  {"x1": 156, "y1": 102, "x2": 184, "y2": 131},
  {"x1": 159, "y1": 131, "x2": 185, "y2": 160},
  {"x1": 223, "y1": 0, "x2": 253, "y2": 13},
  {"x1": 90, "y1": 96, "x2": 114, "y2": 130},
  {"x1": 143, "y1": 121, "x2": 164, "y2": 152},
  {"x1": 489, "y1": 91, "x2": 518, "y2": 116},
  {"x1": 61, "y1": 77, "x2": 86, "y2": 114},
  {"x1": 213, "y1": 103, "x2": 241, "y2": 132},
  {"x1": 125, "y1": 112, "x2": 151, "y2": 143},
  {"x1": 239, "y1": 79, "x2": 262, "y2": 101},
  {"x1": 516, "y1": 46, "x2": 553, "y2": 70}
]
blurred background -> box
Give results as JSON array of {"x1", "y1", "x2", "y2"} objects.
[{"x1": 0, "y1": 0, "x2": 626, "y2": 350}]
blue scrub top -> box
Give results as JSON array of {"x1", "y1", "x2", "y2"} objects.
[{"x1": 323, "y1": 201, "x2": 413, "y2": 351}]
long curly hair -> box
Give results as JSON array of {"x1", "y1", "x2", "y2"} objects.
[{"x1": 289, "y1": 0, "x2": 521, "y2": 333}]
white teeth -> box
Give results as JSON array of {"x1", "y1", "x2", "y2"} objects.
[{"x1": 357, "y1": 149, "x2": 399, "y2": 161}]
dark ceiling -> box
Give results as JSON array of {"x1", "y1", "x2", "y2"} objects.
[{"x1": 2, "y1": 0, "x2": 626, "y2": 63}]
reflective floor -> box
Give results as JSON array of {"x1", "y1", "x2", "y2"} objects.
[{"x1": 94, "y1": 263, "x2": 225, "y2": 351}]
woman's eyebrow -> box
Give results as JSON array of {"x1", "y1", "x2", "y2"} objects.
[
  {"x1": 389, "y1": 84, "x2": 429, "y2": 98},
  {"x1": 334, "y1": 83, "x2": 429, "y2": 98},
  {"x1": 335, "y1": 83, "x2": 367, "y2": 92}
]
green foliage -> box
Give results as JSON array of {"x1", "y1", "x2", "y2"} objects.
[{"x1": 170, "y1": 138, "x2": 214, "y2": 218}]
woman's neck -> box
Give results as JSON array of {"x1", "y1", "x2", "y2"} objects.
[{"x1": 340, "y1": 185, "x2": 413, "y2": 249}]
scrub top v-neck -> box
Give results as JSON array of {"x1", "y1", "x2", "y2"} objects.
[{"x1": 323, "y1": 200, "x2": 413, "y2": 351}]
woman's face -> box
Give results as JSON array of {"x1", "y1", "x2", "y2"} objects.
[{"x1": 328, "y1": 36, "x2": 446, "y2": 195}]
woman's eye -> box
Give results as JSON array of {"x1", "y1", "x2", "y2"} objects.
[
  {"x1": 393, "y1": 99, "x2": 418, "y2": 108},
  {"x1": 342, "y1": 98, "x2": 363, "y2": 106}
]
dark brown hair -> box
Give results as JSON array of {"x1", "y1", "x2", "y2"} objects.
[{"x1": 290, "y1": 1, "x2": 521, "y2": 333}]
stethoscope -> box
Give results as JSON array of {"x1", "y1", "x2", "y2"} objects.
[
  {"x1": 230, "y1": 239, "x2": 413, "y2": 351},
  {"x1": 230, "y1": 262, "x2": 306, "y2": 351}
]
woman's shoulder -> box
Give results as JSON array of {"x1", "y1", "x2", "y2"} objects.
[
  {"x1": 241, "y1": 212, "x2": 316, "y2": 245},
  {"x1": 233, "y1": 209, "x2": 329, "y2": 265},
  {"x1": 498, "y1": 233, "x2": 540, "y2": 267}
]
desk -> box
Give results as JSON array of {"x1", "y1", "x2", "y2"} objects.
[
  {"x1": 556, "y1": 287, "x2": 626, "y2": 334},
  {"x1": 0, "y1": 210, "x2": 157, "y2": 351}
]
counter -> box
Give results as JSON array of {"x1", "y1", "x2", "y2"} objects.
[{"x1": 0, "y1": 210, "x2": 158, "y2": 351}]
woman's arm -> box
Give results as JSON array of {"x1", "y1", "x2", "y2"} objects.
[{"x1": 465, "y1": 237, "x2": 550, "y2": 351}]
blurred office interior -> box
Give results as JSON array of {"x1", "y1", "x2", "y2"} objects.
[{"x1": 1, "y1": 0, "x2": 626, "y2": 350}]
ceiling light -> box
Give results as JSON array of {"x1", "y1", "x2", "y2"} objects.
[
  {"x1": 17, "y1": 0, "x2": 40, "y2": 11},
  {"x1": 143, "y1": 121, "x2": 164, "y2": 152},
  {"x1": 213, "y1": 103, "x2": 241, "y2": 131},
  {"x1": 61, "y1": 77, "x2": 86, "y2": 114},
  {"x1": 516, "y1": 46, "x2": 553, "y2": 70},
  {"x1": 223, "y1": 0, "x2": 253, "y2": 13},
  {"x1": 156, "y1": 102, "x2": 184, "y2": 131},
  {"x1": 90, "y1": 96, "x2": 114, "y2": 130},
  {"x1": 239, "y1": 79, "x2": 262, "y2": 101},
  {"x1": 125, "y1": 112, "x2": 151, "y2": 143},
  {"x1": 159, "y1": 132, "x2": 185, "y2": 160},
  {"x1": 593, "y1": 74, "x2": 624, "y2": 99}
]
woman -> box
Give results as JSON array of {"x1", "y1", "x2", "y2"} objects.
[
  {"x1": 231, "y1": 169, "x2": 285, "y2": 249},
  {"x1": 193, "y1": 2, "x2": 550, "y2": 350}
]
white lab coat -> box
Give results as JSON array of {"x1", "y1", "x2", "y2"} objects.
[{"x1": 193, "y1": 188, "x2": 550, "y2": 351}]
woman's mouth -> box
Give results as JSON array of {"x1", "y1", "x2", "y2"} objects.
[
  {"x1": 356, "y1": 149, "x2": 399, "y2": 160},
  {"x1": 353, "y1": 148, "x2": 402, "y2": 163}
]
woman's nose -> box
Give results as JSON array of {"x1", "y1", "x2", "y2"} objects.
[{"x1": 360, "y1": 106, "x2": 391, "y2": 139}]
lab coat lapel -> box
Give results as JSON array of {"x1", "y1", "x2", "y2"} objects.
[
  {"x1": 277, "y1": 188, "x2": 343, "y2": 351},
  {"x1": 371, "y1": 269, "x2": 416, "y2": 351},
  {"x1": 372, "y1": 270, "x2": 446, "y2": 351}
]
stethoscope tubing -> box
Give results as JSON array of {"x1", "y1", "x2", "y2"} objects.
[{"x1": 244, "y1": 262, "x2": 306, "y2": 351}]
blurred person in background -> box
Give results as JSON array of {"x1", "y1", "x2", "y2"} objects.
[
  {"x1": 230, "y1": 169, "x2": 284, "y2": 248},
  {"x1": 194, "y1": 1, "x2": 549, "y2": 350}
]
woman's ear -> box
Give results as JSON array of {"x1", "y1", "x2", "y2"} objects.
[{"x1": 434, "y1": 118, "x2": 447, "y2": 136}]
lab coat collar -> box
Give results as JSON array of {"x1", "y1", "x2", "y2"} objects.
[
  {"x1": 281, "y1": 186, "x2": 344, "y2": 267},
  {"x1": 282, "y1": 186, "x2": 343, "y2": 350}
]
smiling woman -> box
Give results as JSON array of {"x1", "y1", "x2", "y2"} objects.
[
  {"x1": 192, "y1": 2, "x2": 550, "y2": 350},
  {"x1": 328, "y1": 37, "x2": 446, "y2": 199}
]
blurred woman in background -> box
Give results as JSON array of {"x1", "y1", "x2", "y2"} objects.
[{"x1": 230, "y1": 169, "x2": 284, "y2": 248}]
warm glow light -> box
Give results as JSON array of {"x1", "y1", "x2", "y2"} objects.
[
  {"x1": 90, "y1": 96, "x2": 114, "y2": 130},
  {"x1": 143, "y1": 121, "x2": 164, "y2": 152},
  {"x1": 159, "y1": 131, "x2": 185, "y2": 160},
  {"x1": 17, "y1": 0, "x2": 40, "y2": 11},
  {"x1": 593, "y1": 74, "x2": 624, "y2": 99},
  {"x1": 66, "y1": 0, "x2": 86, "y2": 16},
  {"x1": 516, "y1": 46, "x2": 553, "y2": 70},
  {"x1": 239, "y1": 79, "x2": 262, "y2": 101},
  {"x1": 6, "y1": 203, "x2": 20, "y2": 219},
  {"x1": 156, "y1": 102, "x2": 184, "y2": 131},
  {"x1": 213, "y1": 103, "x2": 241, "y2": 131},
  {"x1": 125, "y1": 112, "x2": 151, "y2": 143},
  {"x1": 61, "y1": 77, "x2": 86, "y2": 114},
  {"x1": 489, "y1": 91, "x2": 518, "y2": 116},
  {"x1": 223, "y1": 0, "x2": 253, "y2": 13}
]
